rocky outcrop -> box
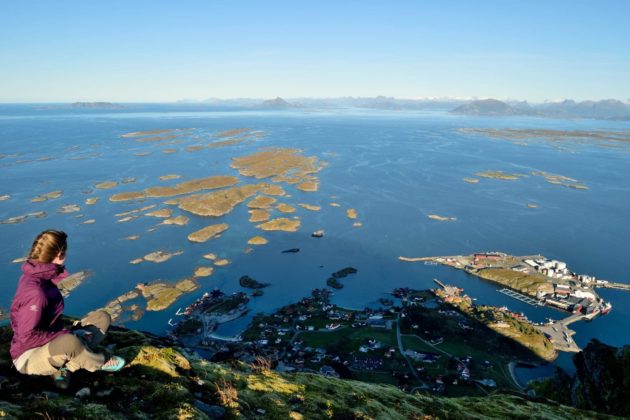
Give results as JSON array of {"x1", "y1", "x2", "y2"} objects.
[
  {"x1": 0, "y1": 324, "x2": 613, "y2": 419},
  {"x1": 239, "y1": 275, "x2": 269, "y2": 289},
  {"x1": 571, "y1": 339, "x2": 630, "y2": 416}
]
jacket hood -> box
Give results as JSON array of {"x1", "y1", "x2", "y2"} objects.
[{"x1": 21, "y1": 260, "x2": 63, "y2": 281}]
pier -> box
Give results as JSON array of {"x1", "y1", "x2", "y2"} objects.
[
  {"x1": 433, "y1": 278, "x2": 447, "y2": 289},
  {"x1": 559, "y1": 312, "x2": 585, "y2": 326},
  {"x1": 535, "y1": 317, "x2": 581, "y2": 353},
  {"x1": 498, "y1": 288, "x2": 545, "y2": 307},
  {"x1": 597, "y1": 282, "x2": 630, "y2": 291}
]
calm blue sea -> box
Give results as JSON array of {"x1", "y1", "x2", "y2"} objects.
[{"x1": 1, "y1": 104, "x2": 629, "y2": 376}]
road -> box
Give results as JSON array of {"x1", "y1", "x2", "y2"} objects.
[
  {"x1": 396, "y1": 313, "x2": 422, "y2": 384},
  {"x1": 507, "y1": 362, "x2": 525, "y2": 390}
]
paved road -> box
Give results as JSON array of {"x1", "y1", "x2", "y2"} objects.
[{"x1": 396, "y1": 313, "x2": 422, "y2": 384}]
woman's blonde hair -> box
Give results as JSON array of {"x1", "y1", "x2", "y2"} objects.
[{"x1": 29, "y1": 230, "x2": 68, "y2": 263}]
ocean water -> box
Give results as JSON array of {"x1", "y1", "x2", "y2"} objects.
[{"x1": 1, "y1": 105, "x2": 629, "y2": 375}]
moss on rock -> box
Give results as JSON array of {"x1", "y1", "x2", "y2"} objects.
[{"x1": 0, "y1": 324, "x2": 615, "y2": 419}]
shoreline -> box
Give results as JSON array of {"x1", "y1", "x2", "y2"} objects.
[
  {"x1": 507, "y1": 362, "x2": 525, "y2": 390},
  {"x1": 400, "y1": 252, "x2": 615, "y2": 355}
]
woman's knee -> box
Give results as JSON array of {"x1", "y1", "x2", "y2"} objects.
[
  {"x1": 48, "y1": 333, "x2": 85, "y2": 358},
  {"x1": 83, "y1": 310, "x2": 111, "y2": 331},
  {"x1": 94, "y1": 310, "x2": 112, "y2": 330}
]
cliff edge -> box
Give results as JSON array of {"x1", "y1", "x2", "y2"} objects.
[{"x1": 0, "y1": 324, "x2": 613, "y2": 419}]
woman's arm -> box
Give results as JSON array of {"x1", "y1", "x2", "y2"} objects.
[{"x1": 14, "y1": 294, "x2": 67, "y2": 344}]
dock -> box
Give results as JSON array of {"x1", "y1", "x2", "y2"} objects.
[
  {"x1": 498, "y1": 288, "x2": 545, "y2": 307},
  {"x1": 597, "y1": 282, "x2": 630, "y2": 291},
  {"x1": 559, "y1": 312, "x2": 585, "y2": 326},
  {"x1": 535, "y1": 316, "x2": 581, "y2": 353},
  {"x1": 433, "y1": 278, "x2": 447, "y2": 289}
]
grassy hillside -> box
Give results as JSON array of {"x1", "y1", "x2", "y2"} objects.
[
  {"x1": 476, "y1": 269, "x2": 548, "y2": 296},
  {"x1": 0, "y1": 325, "x2": 613, "y2": 419}
]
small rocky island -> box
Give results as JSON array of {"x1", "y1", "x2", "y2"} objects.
[
  {"x1": 326, "y1": 267, "x2": 358, "y2": 289},
  {"x1": 239, "y1": 275, "x2": 269, "y2": 289}
]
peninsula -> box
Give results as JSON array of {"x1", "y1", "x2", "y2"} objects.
[{"x1": 400, "y1": 252, "x2": 618, "y2": 353}]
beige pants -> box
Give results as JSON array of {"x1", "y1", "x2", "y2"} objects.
[{"x1": 17, "y1": 310, "x2": 111, "y2": 375}]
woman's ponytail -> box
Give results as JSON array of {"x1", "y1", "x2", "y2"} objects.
[{"x1": 28, "y1": 230, "x2": 67, "y2": 263}]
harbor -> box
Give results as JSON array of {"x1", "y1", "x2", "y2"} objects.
[
  {"x1": 498, "y1": 288, "x2": 545, "y2": 307},
  {"x1": 535, "y1": 315, "x2": 582, "y2": 353},
  {"x1": 402, "y1": 252, "x2": 628, "y2": 354}
]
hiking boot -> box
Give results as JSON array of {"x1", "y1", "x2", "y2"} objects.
[
  {"x1": 52, "y1": 368, "x2": 71, "y2": 390},
  {"x1": 100, "y1": 356, "x2": 125, "y2": 372}
]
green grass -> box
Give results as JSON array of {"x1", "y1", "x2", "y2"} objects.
[
  {"x1": 299, "y1": 327, "x2": 398, "y2": 352},
  {"x1": 0, "y1": 324, "x2": 611, "y2": 420},
  {"x1": 303, "y1": 314, "x2": 344, "y2": 329},
  {"x1": 351, "y1": 371, "x2": 401, "y2": 386},
  {"x1": 476, "y1": 268, "x2": 549, "y2": 295},
  {"x1": 437, "y1": 339, "x2": 516, "y2": 389},
  {"x1": 401, "y1": 335, "x2": 441, "y2": 353},
  {"x1": 401, "y1": 335, "x2": 449, "y2": 374}
]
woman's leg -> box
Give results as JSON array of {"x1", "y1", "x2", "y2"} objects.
[
  {"x1": 17, "y1": 344, "x2": 57, "y2": 376},
  {"x1": 19, "y1": 333, "x2": 105, "y2": 375},
  {"x1": 47, "y1": 333, "x2": 106, "y2": 372},
  {"x1": 77, "y1": 310, "x2": 111, "y2": 347}
]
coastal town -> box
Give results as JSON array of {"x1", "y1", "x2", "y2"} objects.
[
  {"x1": 400, "y1": 252, "x2": 619, "y2": 353},
  {"x1": 169, "y1": 279, "x2": 553, "y2": 396},
  {"x1": 162, "y1": 252, "x2": 607, "y2": 396}
]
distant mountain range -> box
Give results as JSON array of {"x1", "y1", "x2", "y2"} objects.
[
  {"x1": 70, "y1": 101, "x2": 125, "y2": 109},
  {"x1": 451, "y1": 98, "x2": 630, "y2": 120},
  {"x1": 36, "y1": 102, "x2": 125, "y2": 110},
  {"x1": 198, "y1": 96, "x2": 630, "y2": 119},
  {"x1": 35, "y1": 97, "x2": 629, "y2": 120},
  {"x1": 257, "y1": 97, "x2": 301, "y2": 109},
  {"x1": 194, "y1": 96, "x2": 467, "y2": 111}
]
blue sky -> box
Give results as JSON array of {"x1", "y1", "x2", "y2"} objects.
[{"x1": 1, "y1": 1, "x2": 629, "y2": 102}]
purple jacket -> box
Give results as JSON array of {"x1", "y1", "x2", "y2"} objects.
[{"x1": 10, "y1": 260, "x2": 69, "y2": 360}]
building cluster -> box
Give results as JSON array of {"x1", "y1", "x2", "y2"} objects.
[
  {"x1": 427, "y1": 354, "x2": 495, "y2": 394},
  {"x1": 174, "y1": 285, "x2": 519, "y2": 396},
  {"x1": 516, "y1": 259, "x2": 613, "y2": 316},
  {"x1": 201, "y1": 289, "x2": 404, "y2": 380},
  {"x1": 404, "y1": 349, "x2": 440, "y2": 363},
  {"x1": 472, "y1": 252, "x2": 506, "y2": 264},
  {"x1": 520, "y1": 258, "x2": 609, "y2": 287},
  {"x1": 522, "y1": 258, "x2": 571, "y2": 279}
]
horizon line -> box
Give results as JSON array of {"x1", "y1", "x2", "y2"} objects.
[{"x1": 1, "y1": 96, "x2": 629, "y2": 105}]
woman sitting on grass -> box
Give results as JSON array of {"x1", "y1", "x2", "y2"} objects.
[{"x1": 10, "y1": 229, "x2": 124, "y2": 389}]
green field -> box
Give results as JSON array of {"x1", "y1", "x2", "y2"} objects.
[
  {"x1": 402, "y1": 335, "x2": 439, "y2": 353},
  {"x1": 351, "y1": 371, "x2": 401, "y2": 386},
  {"x1": 298, "y1": 327, "x2": 398, "y2": 352},
  {"x1": 436, "y1": 339, "x2": 516, "y2": 389}
]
